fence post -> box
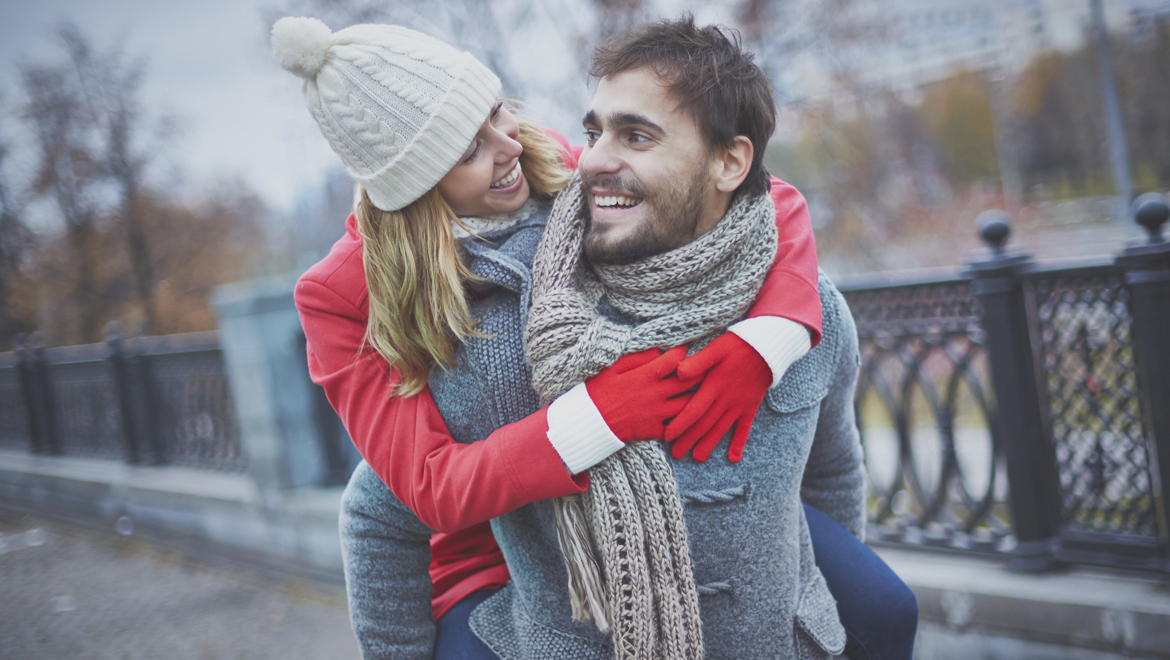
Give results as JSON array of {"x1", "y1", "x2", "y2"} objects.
[
  {"x1": 13, "y1": 334, "x2": 40, "y2": 454},
  {"x1": 1115, "y1": 194, "x2": 1170, "y2": 558},
  {"x1": 19, "y1": 332, "x2": 61, "y2": 455},
  {"x1": 135, "y1": 354, "x2": 167, "y2": 466},
  {"x1": 966, "y1": 212, "x2": 1063, "y2": 571},
  {"x1": 106, "y1": 322, "x2": 143, "y2": 464}
]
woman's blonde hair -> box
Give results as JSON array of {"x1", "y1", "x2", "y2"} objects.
[{"x1": 356, "y1": 114, "x2": 571, "y2": 397}]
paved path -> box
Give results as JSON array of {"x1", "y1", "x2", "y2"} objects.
[{"x1": 0, "y1": 512, "x2": 361, "y2": 660}]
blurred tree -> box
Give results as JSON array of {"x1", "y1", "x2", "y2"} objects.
[
  {"x1": 732, "y1": 0, "x2": 887, "y2": 105},
  {"x1": 1115, "y1": 18, "x2": 1170, "y2": 191},
  {"x1": 921, "y1": 72, "x2": 999, "y2": 188},
  {"x1": 1014, "y1": 49, "x2": 1110, "y2": 197},
  {"x1": 56, "y1": 25, "x2": 172, "y2": 335},
  {"x1": 20, "y1": 41, "x2": 106, "y2": 343},
  {"x1": 1014, "y1": 19, "x2": 1170, "y2": 199},
  {"x1": 129, "y1": 182, "x2": 268, "y2": 336},
  {"x1": 0, "y1": 129, "x2": 32, "y2": 347},
  {"x1": 10, "y1": 24, "x2": 269, "y2": 347},
  {"x1": 12, "y1": 181, "x2": 268, "y2": 345}
]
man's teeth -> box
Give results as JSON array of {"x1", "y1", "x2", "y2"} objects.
[
  {"x1": 595, "y1": 195, "x2": 640, "y2": 208},
  {"x1": 490, "y1": 163, "x2": 521, "y2": 189}
]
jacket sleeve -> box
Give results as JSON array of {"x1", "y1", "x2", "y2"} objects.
[
  {"x1": 800, "y1": 285, "x2": 867, "y2": 540},
  {"x1": 295, "y1": 277, "x2": 587, "y2": 535},
  {"x1": 744, "y1": 177, "x2": 823, "y2": 347}
]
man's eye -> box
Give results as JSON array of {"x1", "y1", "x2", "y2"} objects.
[
  {"x1": 583, "y1": 130, "x2": 599, "y2": 145},
  {"x1": 629, "y1": 133, "x2": 649, "y2": 144}
]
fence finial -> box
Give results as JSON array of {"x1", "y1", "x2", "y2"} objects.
[
  {"x1": 977, "y1": 210, "x2": 1012, "y2": 257},
  {"x1": 1133, "y1": 193, "x2": 1168, "y2": 245}
]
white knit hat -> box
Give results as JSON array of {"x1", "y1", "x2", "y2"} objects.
[{"x1": 271, "y1": 17, "x2": 501, "y2": 211}]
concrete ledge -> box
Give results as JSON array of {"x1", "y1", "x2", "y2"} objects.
[
  {"x1": 0, "y1": 450, "x2": 344, "y2": 575},
  {"x1": 877, "y1": 546, "x2": 1170, "y2": 659},
  {"x1": 6, "y1": 449, "x2": 1170, "y2": 658}
]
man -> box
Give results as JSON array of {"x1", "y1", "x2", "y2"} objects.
[{"x1": 466, "y1": 17, "x2": 867, "y2": 660}]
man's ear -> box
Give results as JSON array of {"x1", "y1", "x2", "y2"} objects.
[{"x1": 712, "y1": 136, "x2": 754, "y2": 193}]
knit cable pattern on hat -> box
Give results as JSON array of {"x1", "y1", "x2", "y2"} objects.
[
  {"x1": 273, "y1": 19, "x2": 500, "y2": 211},
  {"x1": 525, "y1": 174, "x2": 778, "y2": 660}
]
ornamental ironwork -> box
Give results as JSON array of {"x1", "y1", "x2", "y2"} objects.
[
  {"x1": 1027, "y1": 267, "x2": 1158, "y2": 542},
  {"x1": 843, "y1": 280, "x2": 1010, "y2": 553}
]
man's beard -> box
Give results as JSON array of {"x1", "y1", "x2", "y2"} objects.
[{"x1": 581, "y1": 166, "x2": 710, "y2": 266}]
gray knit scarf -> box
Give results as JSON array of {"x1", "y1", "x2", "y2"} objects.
[{"x1": 525, "y1": 174, "x2": 778, "y2": 660}]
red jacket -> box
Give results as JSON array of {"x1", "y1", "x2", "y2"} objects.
[{"x1": 295, "y1": 136, "x2": 821, "y2": 620}]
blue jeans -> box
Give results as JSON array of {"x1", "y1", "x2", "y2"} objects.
[
  {"x1": 804, "y1": 504, "x2": 918, "y2": 660},
  {"x1": 435, "y1": 589, "x2": 499, "y2": 660},
  {"x1": 436, "y1": 506, "x2": 917, "y2": 660}
]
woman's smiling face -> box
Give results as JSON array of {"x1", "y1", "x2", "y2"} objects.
[{"x1": 437, "y1": 102, "x2": 531, "y2": 217}]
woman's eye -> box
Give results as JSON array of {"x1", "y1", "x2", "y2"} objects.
[
  {"x1": 463, "y1": 142, "x2": 481, "y2": 164},
  {"x1": 490, "y1": 102, "x2": 503, "y2": 122}
]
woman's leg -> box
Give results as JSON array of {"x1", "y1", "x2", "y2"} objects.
[
  {"x1": 804, "y1": 503, "x2": 918, "y2": 660},
  {"x1": 434, "y1": 589, "x2": 501, "y2": 660},
  {"x1": 341, "y1": 461, "x2": 439, "y2": 659}
]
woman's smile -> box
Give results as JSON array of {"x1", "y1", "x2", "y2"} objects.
[{"x1": 490, "y1": 161, "x2": 523, "y2": 192}]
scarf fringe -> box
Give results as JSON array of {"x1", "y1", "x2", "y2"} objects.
[{"x1": 555, "y1": 495, "x2": 611, "y2": 630}]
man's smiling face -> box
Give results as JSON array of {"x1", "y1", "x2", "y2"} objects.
[{"x1": 579, "y1": 67, "x2": 726, "y2": 265}]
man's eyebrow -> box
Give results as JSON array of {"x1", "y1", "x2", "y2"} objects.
[{"x1": 582, "y1": 110, "x2": 665, "y2": 136}]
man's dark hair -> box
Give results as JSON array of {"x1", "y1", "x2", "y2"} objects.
[{"x1": 590, "y1": 14, "x2": 777, "y2": 197}]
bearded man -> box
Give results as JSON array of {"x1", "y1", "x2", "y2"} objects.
[{"x1": 463, "y1": 17, "x2": 868, "y2": 660}]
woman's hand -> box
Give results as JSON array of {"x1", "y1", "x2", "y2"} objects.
[
  {"x1": 586, "y1": 346, "x2": 700, "y2": 442},
  {"x1": 664, "y1": 333, "x2": 773, "y2": 463}
]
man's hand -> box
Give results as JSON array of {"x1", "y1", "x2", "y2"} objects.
[
  {"x1": 586, "y1": 346, "x2": 701, "y2": 442},
  {"x1": 665, "y1": 333, "x2": 772, "y2": 462}
]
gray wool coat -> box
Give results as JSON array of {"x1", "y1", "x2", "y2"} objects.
[{"x1": 339, "y1": 201, "x2": 866, "y2": 660}]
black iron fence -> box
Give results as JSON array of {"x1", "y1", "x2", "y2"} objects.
[
  {"x1": 841, "y1": 194, "x2": 1170, "y2": 574},
  {"x1": 0, "y1": 326, "x2": 246, "y2": 472},
  {"x1": 1, "y1": 196, "x2": 1167, "y2": 575}
]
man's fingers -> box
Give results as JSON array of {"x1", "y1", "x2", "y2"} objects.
[
  {"x1": 676, "y1": 349, "x2": 717, "y2": 381},
  {"x1": 691, "y1": 412, "x2": 738, "y2": 462},
  {"x1": 664, "y1": 386, "x2": 717, "y2": 440},
  {"x1": 669, "y1": 405, "x2": 723, "y2": 459},
  {"x1": 728, "y1": 417, "x2": 753, "y2": 463},
  {"x1": 661, "y1": 392, "x2": 694, "y2": 421}
]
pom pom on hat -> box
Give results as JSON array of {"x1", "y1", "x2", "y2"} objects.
[{"x1": 271, "y1": 17, "x2": 334, "y2": 79}]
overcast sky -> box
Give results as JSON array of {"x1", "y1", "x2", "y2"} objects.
[{"x1": 0, "y1": 0, "x2": 339, "y2": 215}]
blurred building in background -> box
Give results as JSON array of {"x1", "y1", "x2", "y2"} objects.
[{"x1": 849, "y1": 0, "x2": 1170, "y2": 91}]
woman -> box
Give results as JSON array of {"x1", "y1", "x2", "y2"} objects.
[{"x1": 273, "y1": 16, "x2": 915, "y2": 660}]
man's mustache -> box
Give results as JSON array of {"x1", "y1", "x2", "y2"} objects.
[{"x1": 579, "y1": 172, "x2": 651, "y2": 201}]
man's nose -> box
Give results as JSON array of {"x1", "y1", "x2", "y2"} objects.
[{"x1": 580, "y1": 136, "x2": 621, "y2": 179}]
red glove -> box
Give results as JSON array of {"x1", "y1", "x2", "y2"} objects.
[
  {"x1": 664, "y1": 333, "x2": 772, "y2": 462},
  {"x1": 586, "y1": 346, "x2": 700, "y2": 442}
]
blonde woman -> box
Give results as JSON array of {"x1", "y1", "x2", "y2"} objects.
[{"x1": 272, "y1": 18, "x2": 913, "y2": 660}]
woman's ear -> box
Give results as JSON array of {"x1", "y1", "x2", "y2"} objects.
[{"x1": 712, "y1": 136, "x2": 754, "y2": 193}]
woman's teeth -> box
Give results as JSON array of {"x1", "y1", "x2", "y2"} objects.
[
  {"x1": 490, "y1": 163, "x2": 521, "y2": 189},
  {"x1": 595, "y1": 195, "x2": 640, "y2": 208}
]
